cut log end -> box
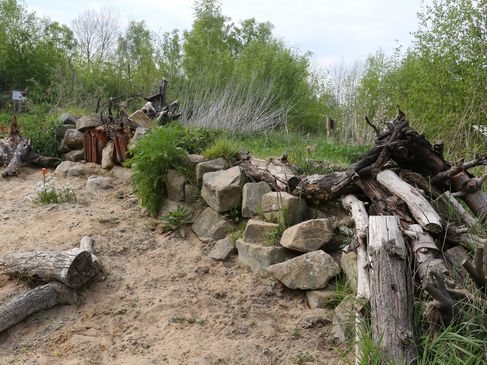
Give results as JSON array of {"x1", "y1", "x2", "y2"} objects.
[{"x1": 66, "y1": 250, "x2": 95, "y2": 288}]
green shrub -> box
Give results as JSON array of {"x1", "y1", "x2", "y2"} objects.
[
  {"x1": 130, "y1": 123, "x2": 220, "y2": 215},
  {"x1": 130, "y1": 125, "x2": 188, "y2": 215},
  {"x1": 203, "y1": 138, "x2": 241, "y2": 162},
  {"x1": 160, "y1": 206, "x2": 193, "y2": 233}
]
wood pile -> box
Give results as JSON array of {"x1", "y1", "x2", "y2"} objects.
[
  {"x1": 0, "y1": 236, "x2": 101, "y2": 334},
  {"x1": 241, "y1": 108, "x2": 487, "y2": 364}
]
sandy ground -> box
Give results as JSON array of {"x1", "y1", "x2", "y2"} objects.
[{"x1": 0, "y1": 167, "x2": 348, "y2": 365}]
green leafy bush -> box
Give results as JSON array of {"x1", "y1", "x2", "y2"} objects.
[
  {"x1": 203, "y1": 138, "x2": 241, "y2": 162},
  {"x1": 130, "y1": 123, "x2": 220, "y2": 215}
]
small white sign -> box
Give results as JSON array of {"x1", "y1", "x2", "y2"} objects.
[{"x1": 12, "y1": 90, "x2": 27, "y2": 101}]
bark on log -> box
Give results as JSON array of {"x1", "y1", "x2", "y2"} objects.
[
  {"x1": 0, "y1": 250, "x2": 95, "y2": 289},
  {"x1": 0, "y1": 282, "x2": 76, "y2": 334},
  {"x1": 294, "y1": 171, "x2": 357, "y2": 202},
  {"x1": 367, "y1": 216, "x2": 416, "y2": 364},
  {"x1": 449, "y1": 172, "x2": 487, "y2": 222},
  {"x1": 377, "y1": 170, "x2": 442, "y2": 234},
  {"x1": 2, "y1": 138, "x2": 31, "y2": 177}
]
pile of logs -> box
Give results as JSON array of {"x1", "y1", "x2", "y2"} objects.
[
  {"x1": 0, "y1": 236, "x2": 101, "y2": 334},
  {"x1": 240, "y1": 108, "x2": 487, "y2": 364}
]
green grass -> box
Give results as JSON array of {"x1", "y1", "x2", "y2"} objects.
[
  {"x1": 203, "y1": 138, "x2": 241, "y2": 162},
  {"x1": 0, "y1": 103, "x2": 89, "y2": 157}
]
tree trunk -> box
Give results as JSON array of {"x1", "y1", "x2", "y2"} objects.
[
  {"x1": 435, "y1": 191, "x2": 477, "y2": 227},
  {"x1": 0, "y1": 250, "x2": 95, "y2": 289},
  {"x1": 2, "y1": 138, "x2": 31, "y2": 177},
  {"x1": 377, "y1": 170, "x2": 442, "y2": 234},
  {"x1": 368, "y1": 216, "x2": 417, "y2": 364},
  {"x1": 0, "y1": 282, "x2": 76, "y2": 334}
]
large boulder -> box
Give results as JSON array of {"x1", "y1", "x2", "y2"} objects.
[
  {"x1": 129, "y1": 110, "x2": 156, "y2": 129},
  {"x1": 86, "y1": 176, "x2": 114, "y2": 191},
  {"x1": 236, "y1": 239, "x2": 295, "y2": 272},
  {"x1": 110, "y1": 166, "x2": 132, "y2": 182},
  {"x1": 55, "y1": 124, "x2": 75, "y2": 141},
  {"x1": 76, "y1": 115, "x2": 101, "y2": 132},
  {"x1": 101, "y1": 141, "x2": 114, "y2": 169},
  {"x1": 340, "y1": 251, "x2": 358, "y2": 293},
  {"x1": 241, "y1": 181, "x2": 272, "y2": 218},
  {"x1": 127, "y1": 127, "x2": 148, "y2": 150},
  {"x1": 192, "y1": 207, "x2": 234, "y2": 240},
  {"x1": 306, "y1": 289, "x2": 338, "y2": 309},
  {"x1": 60, "y1": 113, "x2": 76, "y2": 125},
  {"x1": 261, "y1": 192, "x2": 308, "y2": 226},
  {"x1": 183, "y1": 154, "x2": 206, "y2": 168},
  {"x1": 195, "y1": 158, "x2": 230, "y2": 186},
  {"x1": 280, "y1": 219, "x2": 335, "y2": 253},
  {"x1": 62, "y1": 149, "x2": 84, "y2": 162},
  {"x1": 165, "y1": 169, "x2": 186, "y2": 201},
  {"x1": 242, "y1": 219, "x2": 279, "y2": 245},
  {"x1": 332, "y1": 295, "x2": 356, "y2": 343},
  {"x1": 267, "y1": 250, "x2": 340, "y2": 290},
  {"x1": 201, "y1": 166, "x2": 244, "y2": 213},
  {"x1": 59, "y1": 129, "x2": 84, "y2": 152},
  {"x1": 208, "y1": 237, "x2": 236, "y2": 261},
  {"x1": 55, "y1": 161, "x2": 78, "y2": 177}
]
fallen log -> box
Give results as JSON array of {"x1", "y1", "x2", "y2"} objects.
[
  {"x1": 0, "y1": 115, "x2": 31, "y2": 177},
  {"x1": 435, "y1": 191, "x2": 477, "y2": 227},
  {"x1": 237, "y1": 153, "x2": 301, "y2": 192},
  {"x1": 377, "y1": 170, "x2": 442, "y2": 234},
  {"x1": 0, "y1": 250, "x2": 95, "y2": 289},
  {"x1": 367, "y1": 216, "x2": 416, "y2": 363},
  {"x1": 0, "y1": 282, "x2": 76, "y2": 334}
]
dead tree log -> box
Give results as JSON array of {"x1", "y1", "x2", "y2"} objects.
[
  {"x1": 67, "y1": 236, "x2": 102, "y2": 274},
  {"x1": 237, "y1": 153, "x2": 301, "y2": 192},
  {"x1": 0, "y1": 115, "x2": 31, "y2": 177},
  {"x1": 377, "y1": 170, "x2": 442, "y2": 234},
  {"x1": 368, "y1": 216, "x2": 416, "y2": 364},
  {"x1": 0, "y1": 282, "x2": 76, "y2": 334},
  {"x1": 294, "y1": 170, "x2": 358, "y2": 201},
  {"x1": 0, "y1": 250, "x2": 95, "y2": 289},
  {"x1": 435, "y1": 191, "x2": 477, "y2": 227}
]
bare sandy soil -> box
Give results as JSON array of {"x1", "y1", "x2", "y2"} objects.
[{"x1": 0, "y1": 167, "x2": 348, "y2": 365}]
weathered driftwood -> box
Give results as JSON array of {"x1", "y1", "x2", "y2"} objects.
[
  {"x1": 0, "y1": 250, "x2": 95, "y2": 289},
  {"x1": 462, "y1": 247, "x2": 486, "y2": 292},
  {"x1": 294, "y1": 171, "x2": 357, "y2": 202},
  {"x1": 67, "y1": 236, "x2": 102, "y2": 274},
  {"x1": 341, "y1": 194, "x2": 370, "y2": 365},
  {"x1": 0, "y1": 115, "x2": 31, "y2": 177},
  {"x1": 377, "y1": 170, "x2": 442, "y2": 234},
  {"x1": 367, "y1": 216, "x2": 416, "y2": 364},
  {"x1": 237, "y1": 153, "x2": 301, "y2": 192},
  {"x1": 0, "y1": 282, "x2": 76, "y2": 334}
]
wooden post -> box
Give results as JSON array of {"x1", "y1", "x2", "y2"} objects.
[
  {"x1": 368, "y1": 216, "x2": 417, "y2": 363},
  {"x1": 377, "y1": 170, "x2": 442, "y2": 233},
  {"x1": 0, "y1": 282, "x2": 76, "y2": 334}
]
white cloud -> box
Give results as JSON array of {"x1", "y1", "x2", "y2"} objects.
[{"x1": 24, "y1": 0, "x2": 431, "y2": 68}]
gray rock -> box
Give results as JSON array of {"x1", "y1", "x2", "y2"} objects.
[
  {"x1": 86, "y1": 176, "x2": 114, "y2": 191},
  {"x1": 267, "y1": 250, "x2": 341, "y2": 290},
  {"x1": 76, "y1": 115, "x2": 101, "y2": 132},
  {"x1": 110, "y1": 166, "x2": 132, "y2": 182},
  {"x1": 241, "y1": 181, "x2": 272, "y2": 218},
  {"x1": 129, "y1": 110, "x2": 155, "y2": 129},
  {"x1": 62, "y1": 149, "x2": 84, "y2": 162},
  {"x1": 261, "y1": 192, "x2": 308, "y2": 226},
  {"x1": 165, "y1": 169, "x2": 186, "y2": 201},
  {"x1": 185, "y1": 184, "x2": 200, "y2": 204},
  {"x1": 236, "y1": 239, "x2": 296, "y2": 272},
  {"x1": 128, "y1": 127, "x2": 148, "y2": 150},
  {"x1": 192, "y1": 207, "x2": 234, "y2": 240},
  {"x1": 101, "y1": 141, "x2": 114, "y2": 169},
  {"x1": 60, "y1": 113, "x2": 76, "y2": 125},
  {"x1": 306, "y1": 289, "x2": 338, "y2": 309},
  {"x1": 183, "y1": 154, "x2": 206, "y2": 167},
  {"x1": 280, "y1": 219, "x2": 335, "y2": 253},
  {"x1": 208, "y1": 237, "x2": 236, "y2": 261},
  {"x1": 55, "y1": 161, "x2": 78, "y2": 177},
  {"x1": 55, "y1": 124, "x2": 75, "y2": 141},
  {"x1": 332, "y1": 295, "x2": 356, "y2": 343},
  {"x1": 59, "y1": 129, "x2": 84, "y2": 153},
  {"x1": 201, "y1": 166, "x2": 244, "y2": 213},
  {"x1": 298, "y1": 309, "x2": 332, "y2": 328},
  {"x1": 242, "y1": 219, "x2": 279, "y2": 244},
  {"x1": 340, "y1": 251, "x2": 358, "y2": 294},
  {"x1": 195, "y1": 158, "x2": 230, "y2": 186},
  {"x1": 67, "y1": 165, "x2": 88, "y2": 177}
]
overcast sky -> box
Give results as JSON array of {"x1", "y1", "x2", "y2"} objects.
[{"x1": 25, "y1": 0, "x2": 431, "y2": 68}]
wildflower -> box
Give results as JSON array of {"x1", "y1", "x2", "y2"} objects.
[{"x1": 40, "y1": 168, "x2": 48, "y2": 175}]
